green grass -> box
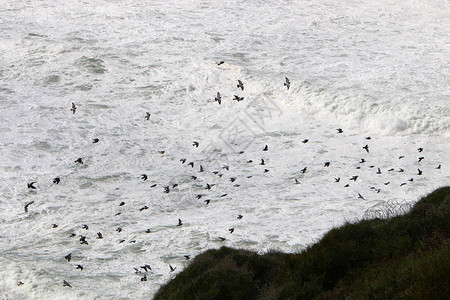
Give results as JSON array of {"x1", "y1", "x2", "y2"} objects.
[{"x1": 154, "y1": 187, "x2": 450, "y2": 300}]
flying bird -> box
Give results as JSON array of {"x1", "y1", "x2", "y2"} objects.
[
  {"x1": 363, "y1": 145, "x2": 369, "y2": 153},
  {"x1": 24, "y1": 201, "x2": 34, "y2": 212},
  {"x1": 63, "y1": 280, "x2": 72, "y2": 288},
  {"x1": 53, "y1": 177, "x2": 60, "y2": 184},
  {"x1": 284, "y1": 77, "x2": 290, "y2": 90},
  {"x1": 177, "y1": 219, "x2": 183, "y2": 226},
  {"x1": 145, "y1": 112, "x2": 151, "y2": 120},
  {"x1": 237, "y1": 80, "x2": 244, "y2": 91},
  {"x1": 70, "y1": 103, "x2": 76, "y2": 114},
  {"x1": 74, "y1": 158, "x2": 83, "y2": 164},
  {"x1": 233, "y1": 95, "x2": 244, "y2": 102},
  {"x1": 27, "y1": 182, "x2": 37, "y2": 189},
  {"x1": 93, "y1": 138, "x2": 99, "y2": 143},
  {"x1": 215, "y1": 92, "x2": 221, "y2": 105}
]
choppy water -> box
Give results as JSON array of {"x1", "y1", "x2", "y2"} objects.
[{"x1": 0, "y1": 0, "x2": 449, "y2": 298}]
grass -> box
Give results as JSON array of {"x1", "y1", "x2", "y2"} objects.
[{"x1": 154, "y1": 186, "x2": 450, "y2": 300}]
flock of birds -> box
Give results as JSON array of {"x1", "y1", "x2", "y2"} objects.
[{"x1": 18, "y1": 61, "x2": 443, "y2": 291}]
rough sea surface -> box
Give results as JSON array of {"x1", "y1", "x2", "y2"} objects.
[{"x1": 0, "y1": 0, "x2": 449, "y2": 298}]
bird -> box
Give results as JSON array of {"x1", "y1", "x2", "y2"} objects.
[
  {"x1": 145, "y1": 112, "x2": 151, "y2": 120},
  {"x1": 141, "y1": 275, "x2": 147, "y2": 281},
  {"x1": 97, "y1": 232, "x2": 103, "y2": 239},
  {"x1": 233, "y1": 95, "x2": 244, "y2": 102},
  {"x1": 237, "y1": 215, "x2": 243, "y2": 219},
  {"x1": 363, "y1": 145, "x2": 369, "y2": 153},
  {"x1": 399, "y1": 155, "x2": 405, "y2": 159},
  {"x1": 264, "y1": 169, "x2": 269, "y2": 173},
  {"x1": 418, "y1": 147, "x2": 423, "y2": 152},
  {"x1": 436, "y1": 164, "x2": 441, "y2": 169},
  {"x1": 229, "y1": 228, "x2": 234, "y2": 234},
  {"x1": 247, "y1": 160, "x2": 253, "y2": 163},
  {"x1": 141, "y1": 265, "x2": 152, "y2": 272},
  {"x1": 344, "y1": 184, "x2": 349, "y2": 187},
  {"x1": 219, "y1": 237, "x2": 226, "y2": 241},
  {"x1": 222, "y1": 165, "x2": 229, "y2": 171},
  {"x1": 24, "y1": 201, "x2": 34, "y2": 213},
  {"x1": 365, "y1": 136, "x2": 371, "y2": 140},
  {"x1": 76, "y1": 265, "x2": 83, "y2": 271},
  {"x1": 64, "y1": 253, "x2": 72, "y2": 262},
  {"x1": 400, "y1": 182, "x2": 407, "y2": 186},
  {"x1": 93, "y1": 138, "x2": 99, "y2": 143},
  {"x1": 215, "y1": 92, "x2": 221, "y2": 105},
  {"x1": 334, "y1": 177, "x2": 340, "y2": 182},
  {"x1": 302, "y1": 139, "x2": 309, "y2": 143},
  {"x1": 360, "y1": 158, "x2": 366, "y2": 163},
  {"x1": 180, "y1": 158, "x2": 186, "y2": 164},
  {"x1": 218, "y1": 61, "x2": 225, "y2": 65},
  {"x1": 204, "y1": 199, "x2": 210, "y2": 205},
  {"x1": 116, "y1": 227, "x2": 122, "y2": 233},
  {"x1": 408, "y1": 178, "x2": 414, "y2": 182},
  {"x1": 139, "y1": 206, "x2": 148, "y2": 212},
  {"x1": 284, "y1": 77, "x2": 290, "y2": 90},
  {"x1": 70, "y1": 103, "x2": 76, "y2": 114},
  {"x1": 188, "y1": 162, "x2": 194, "y2": 168},
  {"x1": 184, "y1": 255, "x2": 191, "y2": 260},
  {"x1": 177, "y1": 219, "x2": 183, "y2": 226},
  {"x1": 376, "y1": 168, "x2": 381, "y2": 174},
  {"x1": 358, "y1": 193, "x2": 365, "y2": 200},
  {"x1": 237, "y1": 80, "x2": 244, "y2": 91},
  {"x1": 294, "y1": 178, "x2": 300, "y2": 184},
  {"x1": 27, "y1": 182, "x2": 37, "y2": 189},
  {"x1": 230, "y1": 177, "x2": 236, "y2": 182},
  {"x1": 150, "y1": 184, "x2": 157, "y2": 188},
  {"x1": 52, "y1": 177, "x2": 60, "y2": 184},
  {"x1": 398, "y1": 168, "x2": 404, "y2": 172},
  {"x1": 119, "y1": 201, "x2": 125, "y2": 206},
  {"x1": 260, "y1": 159, "x2": 265, "y2": 165},
  {"x1": 164, "y1": 186, "x2": 170, "y2": 193},
  {"x1": 324, "y1": 162, "x2": 330, "y2": 167},
  {"x1": 263, "y1": 145, "x2": 268, "y2": 151},
  {"x1": 417, "y1": 169, "x2": 422, "y2": 175},
  {"x1": 75, "y1": 158, "x2": 83, "y2": 164},
  {"x1": 384, "y1": 181, "x2": 391, "y2": 185},
  {"x1": 169, "y1": 265, "x2": 177, "y2": 272},
  {"x1": 193, "y1": 141, "x2": 199, "y2": 148},
  {"x1": 418, "y1": 157, "x2": 424, "y2": 162},
  {"x1": 301, "y1": 167, "x2": 307, "y2": 173},
  {"x1": 336, "y1": 128, "x2": 343, "y2": 133},
  {"x1": 52, "y1": 224, "x2": 58, "y2": 228},
  {"x1": 63, "y1": 280, "x2": 72, "y2": 288},
  {"x1": 141, "y1": 174, "x2": 148, "y2": 181},
  {"x1": 350, "y1": 176, "x2": 358, "y2": 181},
  {"x1": 172, "y1": 183, "x2": 178, "y2": 188},
  {"x1": 82, "y1": 224, "x2": 89, "y2": 230},
  {"x1": 199, "y1": 165, "x2": 204, "y2": 172}
]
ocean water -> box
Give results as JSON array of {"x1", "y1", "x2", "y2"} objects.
[{"x1": 0, "y1": 0, "x2": 449, "y2": 298}]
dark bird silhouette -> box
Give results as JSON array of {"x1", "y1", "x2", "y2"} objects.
[
  {"x1": 398, "y1": 168, "x2": 404, "y2": 172},
  {"x1": 119, "y1": 201, "x2": 125, "y2": 206},
  {"x1": 82, "y1": 224, "x2": 89, "y2": 230},
  {"x1": 418, "y1": 147, "x2": 423, "y2": 152},
  {"x1": 230, "y1": 177, "x2": 236, "y2": 182},
  {"x1": 146, "y1": 229, "x2": 151, "y2": 233},
  {"x1": 237, "y1": 80, "x2": 244, "y2": 91},
  {"x1": 400, "y1": 182, "x2": 407, "y2": 186},
  {"x1": 344, "y1": 184, "x2": 350, "y2": 187},
  {"x1": 139, "y1": 206, "x2": 148, "y2": 212},
  {"x1": 196, "y1": 195, "x2": 203, "y2": 199},
  {"x1": 172, "y1": 183, "x2": 178, "y2": 188},
  {"x1": 24, "y1": 201, "x2": 34, "y2": 213},
  {"x1": 360, "y1": 158, "x2": 366, "y2": 163},
  {"x1": 301, "y1": 167, "x2": 307, "y2": 173},
  {"x1": 350, "y1": 176, "x2": 358, "y2": 181},
  {"x1": 264, "y1": 169, "x2": 269, "y2": 173},
  {"x1": 145, "y1": 112, "x2": 151, "y2": 120},
  {"x1": 334, "y1": 177, "x2": 340, "y2": 182},
  {"x1": 97, "y1": 232, "x2": 103, "y2": 239},
  {"x1": 218, "y1": 61, "x2": 225, "y2": 65},
  {"x1": 199, "y1": 165, "x2": 204, "y2": 172},
  {"x1": 63, "y1": 280, "x2": 72, "y2": 288},
  {"x1": 204, "y1": 199, "x2": 210, "y2": 205},
  {"x1": 69, "y1": 233, "x2": 76, "y2": 237},
  {"x1": 219, "y1": 237, "x2": 226, "y2": 241},
  {"x1": 93, "y1": 138, "x2": 99, "y2": 143},
  {"x1": 376, "y1": 168, "x2": 381, "y2": 174},
  {"x1": 284, "y1": 77, "x2": 290, "y2": 90},
  {"x1": 260, "y1": 159, "x2": 265, "y2": 165},
  {"x1": 337, "y1": 128, "x2": 343, "y2": 133},
  {"x1": 263, "y1": 145, "x2": 268, "y2": 151},
  {"x1": 158, "y1": 151, "x2": 165, "y2": 154},
  {"x1": 76, "y1": 265, "x2": 83, "y2": 271},
  {"x1": 221, "y1": 193, "x2": 228, "y2": 197},
  {"x1": 408, "y1": 178, "x2": 414, "y2": 182},
  {"x1": 27, "y1": 182, "x2": 37, "y2": 189},
  {"x1": 116, "y1": 227, "x2": 122, "y2": 233},
  {"x1": 70, "y1": 103, "x2": 76, "y2": 114},
  {"x1": 177, "y1": 219, "x2": 183, "y2": 226},
  {"x1": 237, "y1": 215, "x2": 243, "y2": 219},
  {"x1": 65, "y1": 253, "x2": 72, "y2": 262},
  {"x1": 52, "y1": 224, "x2": 58, "y2": 228},
  {"x1": 150, "y1": 184, "x2": 157, "y2": 188},
  {"x1": 358, "y1": 193, "x2": 365, "y2": 200},
  {"x1": 75, "y1": 158, "x2": 83, "y2": 164},
  {"x1": 141, "y1": 174, "x2": 148, "y2": 181},
  {"x1": 399, "y1": 155, "x2": 405, "y2": 159},
  {"x1": 184, "y1": 255, "x2": 191, "y2": 260},
  {"x1": 363, "y1": 145, "x2": 369, "y2": 153},
  {"x1": 417, "y1": 169, "x2": 422, "y2": 175},
  {"x1": 365, "y1": 136, "x2": 371, "y2": 140},
  {"x1": 436, "y1": 164, "x2": 441, "y2": 169},
  {"x1": 141, "y1": 265, "x2": 151, "y2": 272},
  {"x1": 215, "y1": 92, "x2": 222, "y2": 105},
  {"x1": 141, "y1": 275, "x2": 147, "y2": 281},
  {"x1": 384, "y1": 181, "x2": 390, "y2": 185},
  {"x1": 418, "y1": 157, "x2": 424, "y2": 162},
  {"x1": 302, "y1": 139, "x2": 309, "y2": 143},
  {"x1": 191, "y1": 176, "x2": 197, "y2": 180},
  {"x1": 233, "y1": 95, "x2": 244, "y2": 102},
  {"x1": 169, "y1": 265, "x2": 177, "y2": 272},
  {"x1": 229, "y1": 228, "x2": 234, "y2": 234},
  {"x1": 193, "y1": 141, "x2": 199, "y2": 148},
  {"x1": 188, "y1": 162, "x2": 194, "y2": 168},
  {"x1": 53, "y1": 177, "x2": 60, "y2": 184},
  {"x1": 324, "y1": 162, "x2": 330, "y2": 167},
  {"x1": 164, "y1": 186, "x2": 170, "y2": 193},
  {"x1": 388, "y1": 168, "x2": 394, "y2": 172},
  {"x1": 295, "y1": 178, "x2": 300, "y2": 184},
  {"x1": 180, "y1": 158, "x2": 186, "y2": 164}
]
